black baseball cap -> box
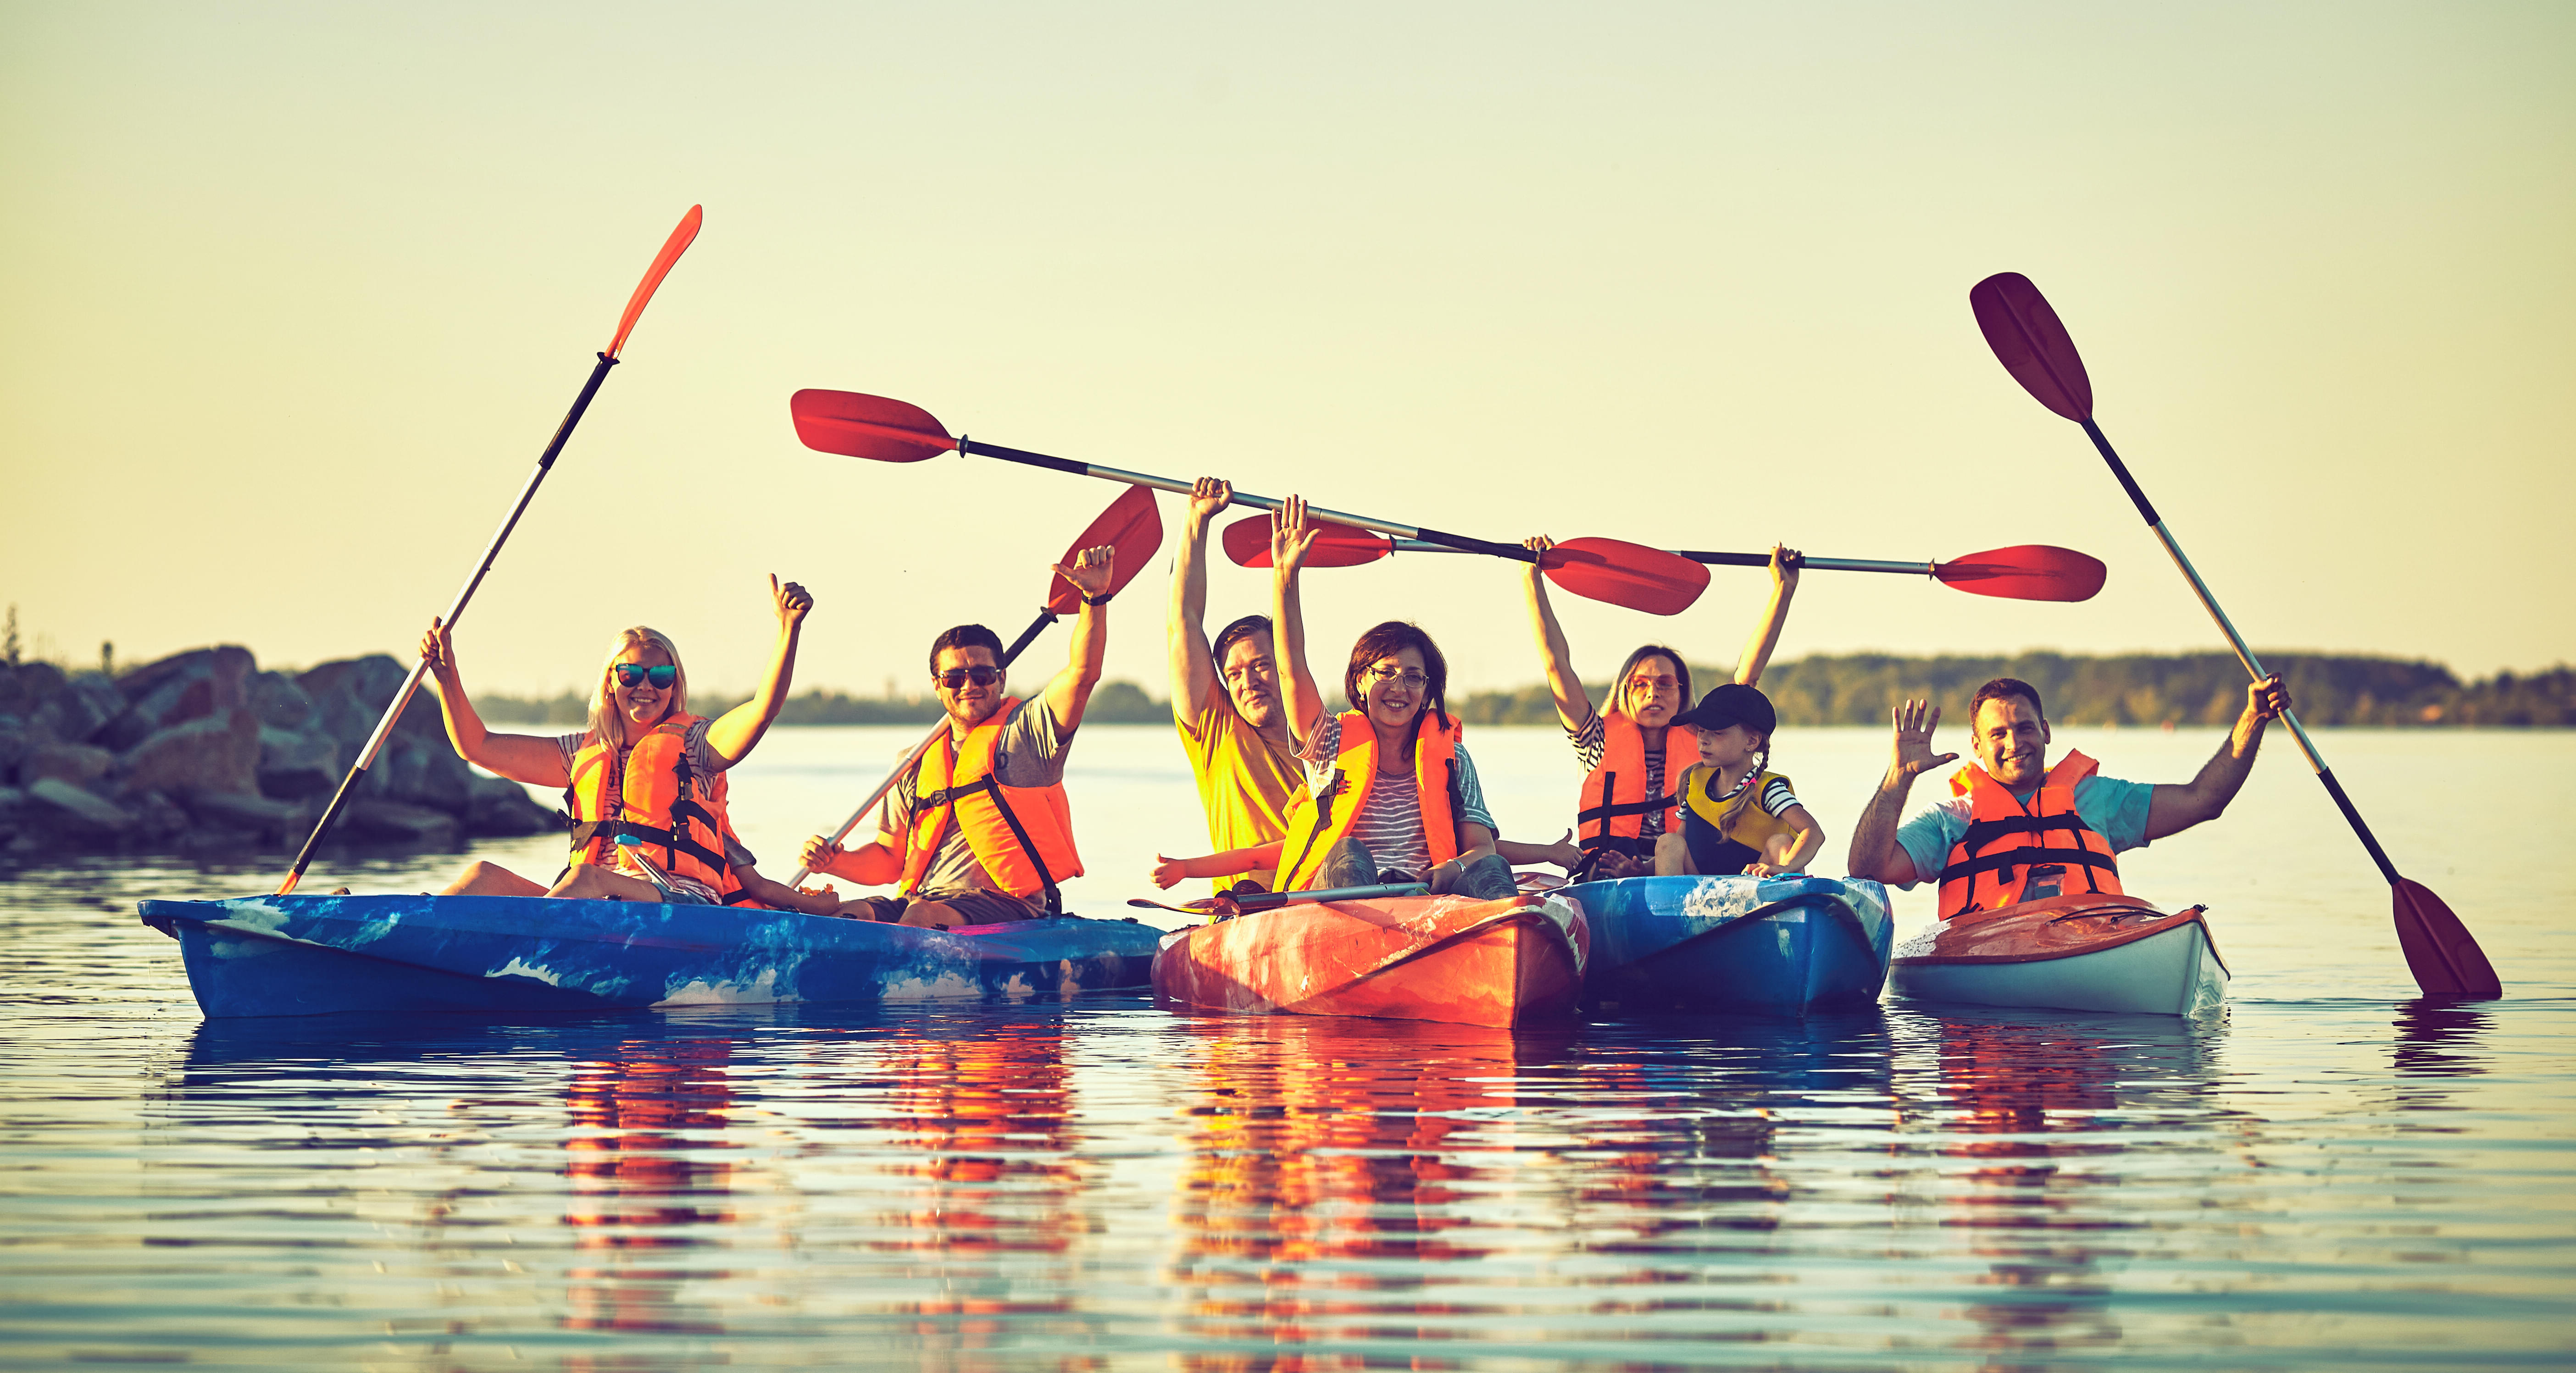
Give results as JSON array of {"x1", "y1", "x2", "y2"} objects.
[{"x1": 1671, "y1": 682, "x2": 1776, "y2": 734}]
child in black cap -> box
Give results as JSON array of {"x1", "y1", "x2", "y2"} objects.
[{"x1": 1657, "y1": 682, "x2": 1825, "y2": 877}]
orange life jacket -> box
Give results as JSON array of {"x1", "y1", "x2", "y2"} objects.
[
  {"x1": 1938, "y1": 750, "x2": 2124, "y2": 918},
  {"x1": 899, "y1": 698, "x2": 1084, "y2": 914},
  {"x1": 563, "y1": 714, "x2": 750, "y2": 903},
  {"x1": 1273, "y1": 710, "x2": 1465, "y2": 891},
  {"x1": 1576, "y1": 711, "x2": 1695, "y2": 864}
]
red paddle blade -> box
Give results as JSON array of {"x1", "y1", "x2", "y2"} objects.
[
  {"x1": 1046, "y1": 485, "x2": 1164, "y2": 614},
  {"x1": 1971, "y1": 272, "x2": 2094, "y2": 422},
  {"x1": 605, "y1": 205, "x2": 703, "y2": 359},
  {"x1": 2393, "y1": 878, "x2": 2501, "y2": 1001},
  {"x1": 1931, "y1": 544, "x2": 2108, "y2": 603},
  {"x1": 1220, "y1": 513, "x2": 1394, "y2": 569},
  {"x1": 790, "y1": 388, "x2": 956, "y2": 463},
  {"x1": 1543, "y1": 537, "x2": 1709, "y2": 616}
]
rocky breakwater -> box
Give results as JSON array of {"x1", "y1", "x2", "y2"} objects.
[{"x1": 0, "y1": 646, "x2": 560, "y2": 863}]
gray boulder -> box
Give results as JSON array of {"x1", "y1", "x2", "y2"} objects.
[
  {"x1": 257, "y1": 725, "x2": 343, "y2": 800},
  {"x1": 27, "y1": 777, "x2": 134, "y2": 837},
  {"x1": 0, "y1": 662, "x2": 67, "y2": 719},
  {"x1": 22, "y1": 742, "x2": 113, "y2": 789},
  {"x1": 99, "y1": 646, "x2": 257, "y2": 752},
  {"x1": 0, "y1": 715, "x2": 26, "y2": 784},
  {"x1": 248, "y1": 670, "x2": 316, "y2": 731},
  {"x1": 465, "y1": 774, "x2": 563, "y2": 837},
  {"x1": 117, "y1": 707, "x2": 262, "y2": 798},
  {"x1": 341, "y1": 800, "x2": 461, "y2": 847},
  {"x1": 29, "y1": 672, "x2": 124, "y2": 747},
  {"x1": 178, "y1": 789, "x2": 310, "y2": 843}
]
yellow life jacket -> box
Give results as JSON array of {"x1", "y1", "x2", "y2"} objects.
[
  {"x1": 1272, "y1": 710, "x2": 1464, "y2": 892},
  {"x1": 1938, "y1": 750, "x2": 2124, "y2": 918},
  {"x1": 1576, "y1": 710, "x2": 1694, "y2": 864},
  {"x1": 899, "y1": 698, "x2": 1084, "y2": 914},
  {"x1": 1677, "y1": 762, "x2": 1799, "y2": 875},
  {"x1": 563, "y1": 713, "x2": 749, "y2": 902}
]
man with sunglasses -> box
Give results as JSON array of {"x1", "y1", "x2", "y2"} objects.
[{"x1": 799, "y1": 545, "x2": 1117, "y2": 926}]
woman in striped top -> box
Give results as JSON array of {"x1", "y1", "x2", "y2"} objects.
[{"x1": 1265, "y1": 497, "x2": 1518, "y2": 900}]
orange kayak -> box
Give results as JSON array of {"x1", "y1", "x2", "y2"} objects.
[{"x1": 1151, "y1": 891, "x2": 1589, "y2": 1028}]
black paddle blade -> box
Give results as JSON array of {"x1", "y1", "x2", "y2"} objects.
[
  {"x1": 1046, "y1": 485, "x2": 1164, "y2": 614},
  {"x1": 1931, "y1": 544, "x2": 2108, "y2": 602},
  {"x1": 1220, "y1": 513, "x2": 1393, "y2": 569},
  {"x1": 2393, "y1": 878, "x2": 2501, "y2": 1001},
  {"x1": 1971, "y1": 272, "x2": 2095, "y2": 422},
  {"x1": 790, "y1": 388, "x2": 956, "y2": 463}
]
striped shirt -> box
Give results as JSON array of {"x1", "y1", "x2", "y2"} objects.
[
  {"x1": 1567, "y1": 709, "x2": 1671, "y2": 837},
  {"x1": 1299, "y1": 714, "x2": 1497, "y2": 876}
]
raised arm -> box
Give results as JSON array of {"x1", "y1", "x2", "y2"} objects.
[
  {"x1": 419, "y1": 618, "x2": 570, "y2": 786},
  {"x1": 1520, "y1": 536, "x2": 1595, "y2": 732},
  {"x1": 705, "y1": 576, "x2": 814, "y2": 766},
  {"x1": 1043, "y1": 544, "x2": 1114, "y2": 735},
  {"x1": 2143, "y1": 675, "x2": 2290, "y2": 841},
  {"x1": 1847, "y1": 699, "x2": 1956, "y2": 885},
  {"x1": 1269, "y1": 496, "x2": 1327, "y2": 743},
  {"x1": 1167, "y1": 477, "x2": 1232, "y2": 726},
  {"x1": 1733, "y1": 545, "x2": 1802, "y2": 687}
]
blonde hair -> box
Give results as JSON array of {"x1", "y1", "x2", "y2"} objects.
[{"x1": 585, "y1": 626, "x2": 688, "y2": 747}]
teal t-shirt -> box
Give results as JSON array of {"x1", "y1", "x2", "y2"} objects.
[{"x1": 1892, "y1": 770, "x2": 2154, "y2": 890}]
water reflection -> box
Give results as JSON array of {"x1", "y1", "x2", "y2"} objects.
[
  {"x1": 1904, "y1": 1012, "x2": 2228, "y2": 1366},
  {"x1": 562, "y1": 1034, "x2": 742, "y2": 1336},
  {"x1": 2393, "y1": 1000, "x2": 2493, "y2": 1082},
  {"x1": 1164, "y1": 1016, "x2": 1574, "y2": 1361}
]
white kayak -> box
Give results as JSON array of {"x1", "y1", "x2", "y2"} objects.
[{"x1": 1888, "y1": 893, "x2": 2227, "y2": 1017}]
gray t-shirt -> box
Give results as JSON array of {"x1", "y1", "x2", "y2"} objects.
[{"x1": 881, "y1": 697, "x2": 1075, "y2": 901}]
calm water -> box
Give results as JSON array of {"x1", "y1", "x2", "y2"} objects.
[{"x1": 4, "y1": 726, "x2": 2571, "y2": 1369}]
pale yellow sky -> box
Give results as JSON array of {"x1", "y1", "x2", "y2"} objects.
[{"x1": 5, "y1": 2, "x2": 2570, "y2": 698}]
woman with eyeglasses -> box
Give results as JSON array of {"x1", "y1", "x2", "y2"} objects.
[
  {"x1": 419, "y1": 574, "x2": 814, "y2": 905},
  {"x1": 1256, "y1": 497, "x2": 1519, "y2": 899},
  {"x1": 1519, "y1": 536, "x2": 1801, "y2": 881}
]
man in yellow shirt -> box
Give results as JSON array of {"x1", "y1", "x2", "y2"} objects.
[{"x1": 1160, "y1": 478, "x2": 1317, "y2": 891}]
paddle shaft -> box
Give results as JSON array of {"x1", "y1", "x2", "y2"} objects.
[
  {"x1": 279, "y1": 354, "x2": 620, "y2": 894},
  {"x1": 1389, "y1": 539, "x2": 1931, "y2": 575},
  {"x1": 780, "y1": 605, "x2": 1060, "y2": 886},
  {"x1": 956, "y1": 437, "x2": 1536, "y2": 562},
  {"x1": 2078, "y1": 417, "x2": 2401, "y2": 887}
]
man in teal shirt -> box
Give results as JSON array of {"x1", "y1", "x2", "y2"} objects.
[{"x1": 1846, "y1": 675, "x2": 2292, "y2": 893}]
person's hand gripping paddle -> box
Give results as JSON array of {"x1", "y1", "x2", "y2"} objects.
[
  {"x1": 781, "y1": 485, "x2": 1162, "y2": 886},
  {"x1": 787, "y1": 388, "x2": 1711, "y2": 615},
  {"x1": 276, "y1": 206, "x2": 705, "y2": 896},
  {"x1": 1969, "y1": 271, "x2": 2498, "y2": 1001}
]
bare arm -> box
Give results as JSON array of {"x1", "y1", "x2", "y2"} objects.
[
  {"x1": 1043, "y1": 545, "x2": 1115, "y2": 736},
  {"x1": 800, "y1": 832, "x2": 905, "y2": 887},
  {"x1": 1151, "y1": 843, "x2": 1282, "y2": 889},
  {"x1": 1495, "y1": 830, "x2": 1583, "y2": 871},
  {"x1": 1520, "y1": 536, "x2": 1595, "y2": 732},
  {"x1": 1762, "y1": 804, "x2": 1826, "y2": 874},
  {"x1": 1270, "y1": 496, "x2": 1326, "y2": 744},
  {"x1": 2144, "y1": 675, "x2": 2290, "y2": 841},
  {"x1": 705, "y1": 576, "x2": 814, "y2": 766},
  {"x1": 1167, "y1": 477, "x2": 1232, "y2": 728},
  {"x1": 1734, "y1": 546, "x2": 1802, "y2": 687},
  {"x1": 1846, "y1": 699, "x2": 1954, "y2": 885},
  {"x1": 419, "y1": 618, "x2": 568, "y2": 786}
]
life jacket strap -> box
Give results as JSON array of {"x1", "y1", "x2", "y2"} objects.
[
  {"x1": 1954, "y1": 810, "x2": 2097, "y2": 855},
  {"x1": 1938, "y1": 844, "x2": 2120, "y2": 886}
]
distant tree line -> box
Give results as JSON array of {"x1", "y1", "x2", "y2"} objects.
[
  {"x1": 1450, "y1": 652, "x2": 2576, "y2": 729},
  {"x1": 472, "y1": 652, "x2": 2574, "y2": 730}
]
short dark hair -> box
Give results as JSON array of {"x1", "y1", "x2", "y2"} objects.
[
  {"x1": 929, "y1": 624, "x2": 1006, "y2": 676},
  {"x1": 1968, "y1": 677, "x2": 2045, "y2": 725},
  {"x1": 1344, "y1": 621, "x2": 1449, "y2": 730},
  {"x1": 1211, "y1": 614, "x2": 1272, "y2": 670}
]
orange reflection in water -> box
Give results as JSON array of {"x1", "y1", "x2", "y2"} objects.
[
  {"x1": 1919, "y1": 1015, "x2": 2221, "y2": 1362},
  {"x1": 560, "y1": 1035, "x2": 742, "y2": 1337},
  {"x1": 1166, "y1": 1015, "x2": 1572, "y2": 1366}
]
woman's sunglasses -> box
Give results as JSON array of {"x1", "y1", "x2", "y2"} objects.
[
  {"x1": 935, "y1": 665, "x2": 1004, "y2": 690},
  {"x1": 613, "y1": 664, "x2": 679, "y2": 689}
]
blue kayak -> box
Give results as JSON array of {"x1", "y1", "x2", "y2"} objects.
[
  {"x1": 1560, "y1": 875, "x2": 1895, "y2": 1016},
  {"x1": 138, "y1": 894, "x2": 1164, "y2": 1019}
]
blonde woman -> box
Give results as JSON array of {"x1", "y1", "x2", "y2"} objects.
[{"x1": 423, "y1": 576, "x2": 812, "y2": 903}]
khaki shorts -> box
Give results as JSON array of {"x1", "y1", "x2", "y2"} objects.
[{"x1": 844, "y1": 890, "x2": 1044, "y2": 925}]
